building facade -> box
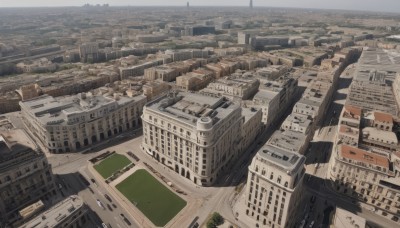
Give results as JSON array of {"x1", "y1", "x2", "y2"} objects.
[
  {"x1": 141, "y1": 92, "x2": 260, "y2": 186},
  {"x1": 0, "y1": 129, "x2": 56, "y2": 226},
  {"x1": 241, "y1": 145, "x2": 306, "y2": 228}
]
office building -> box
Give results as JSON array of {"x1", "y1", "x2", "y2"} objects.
[
  {"x1": 20, "y1": 92, "x2": 146, "y2": 153},
  {"x1": 141, "y1": 92, "x2": 261, "y2": 186}
]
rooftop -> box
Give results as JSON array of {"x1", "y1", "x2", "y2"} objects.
[
  {"x1": 340, "y1": 144, "x2": 389, "y2": 169},
  {"x1": 373, "y1": 111, "x2": 393, "y2": 123},
  {"x1": 267, "y1": 129, "x2": 307, "y2": 154},
  {"x1": 343, "y1": 105, "x2": 362, "y2": 120},
  {"x1": 257, "y1": 144, "x2": 305, "y2": 174},
  {"x1": 333, "y1": 208, "x2": 366, "y2": 228},
  {"x1": 145, "y1": 92, "x2": 240, "y2": 129},
  {"x1": 20, "y1": 93, "x2": 146, "y2": 126},
  {"x1": 20, "y1": 195, "x2": 85, "y2": 228},
  {"x1": 282, "y1": 113, "x2": 312, "y2": 128}
]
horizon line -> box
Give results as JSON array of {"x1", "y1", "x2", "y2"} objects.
[{"x1": 0, "y1": 5, "x2": 399, "y2": 14}]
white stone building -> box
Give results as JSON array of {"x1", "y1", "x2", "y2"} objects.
[
  {"x1": 141, "y1": 92, "x2": 261, "y2": 186},
  {"x1": 240, "y1": 145, "x2": 306, "y2": 228},
  {"x1": 20, "y1": 92, "x2": 146, "y2": 153}
]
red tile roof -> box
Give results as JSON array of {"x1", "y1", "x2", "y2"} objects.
[
  {"x1": 340, "y1": 144, "x2": 389, "y2": 169},
  {"x1": 344, "y1": 105, "x2": 362, "y2": 117},
  {"x1": 373, "y1": 111, "x2": 393, "y2": 123}
]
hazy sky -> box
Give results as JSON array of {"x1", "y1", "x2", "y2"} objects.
[{"x1": 1, "y1": 0, "x2": 400, "y2": 13}]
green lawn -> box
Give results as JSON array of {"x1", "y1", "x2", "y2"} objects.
[
  {"x1": 116, "y1": 169, "x2": 187, "y2": 227},
  {"x1": 94, "y1": 153, "x2": 131, "y2": 179}
]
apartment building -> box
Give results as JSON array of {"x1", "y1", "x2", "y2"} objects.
[
  {"x1": 281, "y1": 113, "x2": 312, "y2": 135},
  {"x1": 328, "y1": 144, "x2": 400, "y2": 215},
  {"x1": 337, "y1": 105, "x2": 361, "y2": 147},
  {"x1": 79, "y1": 42, "x2": 99, "y2": 63},
  {"x1": 119, "y1": 59, "x2": 164, "y2": 79},
  {"x1": 252, "y1": 74, "x2": 298, "y2": 128},
  {"x1": 165, "y1": 49, "x2": 209, "y2": 62},
  {"x1": 141, "y1": 92, "x2": 261, "y2": 186},
  {"x1": 200, "y1": 77, "x2": 259, "y2": 101},
  {"x1": 0, "y1": 129, "x2": 56, "y2": 226},
  {"x1": 143, "y1": 81, "x2": 171, "y2": 101},
  {"x1": 176, "y1": 69, "x2": 215, "y2": 91},
  {"x1": 20, "y1": 195, "x2": 89, "y2": 228},
  {"x1": 346, "y1": 48, "x2": 400, "y2": 116},
  {"x1": 330, "y1": 104, "x2": 400, "y2": 216},
  {"x1": 20, "y1": 92, "x2": 146, "y2": 153},
  {"x1": 240, "y1": 145, "x2": 306, "y2": 228}
]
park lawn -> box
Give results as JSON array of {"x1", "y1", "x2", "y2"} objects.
[
  {"x1": 94, "y1": 153, "x2": 131, "y2": 179},
  {"x1": 116, "y1": 169, "x2": 187, "y2": 227}
]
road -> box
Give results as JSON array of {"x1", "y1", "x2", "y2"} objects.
[{"x1": 49, "y1": 131, "x2": 143, "y2": 228}]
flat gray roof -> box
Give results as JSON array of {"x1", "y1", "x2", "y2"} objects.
[
  {"x1": 267, "y1": 129, "x2": 307, "y2": 154},
  {"x1": 20, "y1": 93, "x2": 146, "y2": 126},
  {"x1": 257, "y1": 144, "x2": 305, "y2": 173},
  {"x1": 20, "y1": 195, "x2": 85, "y2": 228},
  {"x1": 146, "y1": 92, "x2": 240, "y2": 128}
]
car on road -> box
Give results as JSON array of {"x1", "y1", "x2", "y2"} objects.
[
  {"x1": 104, "y1": 194, "x2": 112, "y2": 202},
  {"x1": 88, "y1": 186, "x2": 94, "y2": 194},
  {"x1": 102, "y1": 223, "x2": 108, "y2": 228},
  {"x1": 91, "y1": 178, "x2": 96, "y2": 183},
  {"x1": 120, "y1": 214, "x2": 131, "y2": 226},
  {"x1": 96, "y1": 199, "x2": 105, "y2": 209},
  {"x1": 123, "y1": 218, "x2": 131, "y2": 226},
  {"x1": 392, "y1": 216, "x2": 399, "y2": 222},
  {"x1": 112, "y1": 203, "x2": 117, "y2": 208},
  {"x1": 107, "y1": 204, "x2": 113, "y2": 211},
  {"x1": 309, "y1": 221, "x2": 314, "y2": 228}
]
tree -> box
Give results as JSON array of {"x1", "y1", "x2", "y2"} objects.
[{"x1": 206, "y1": 212, "x2": 224, "y2": 228}]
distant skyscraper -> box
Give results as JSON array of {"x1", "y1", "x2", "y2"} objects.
[{"x1": 250, "y1": 0, "x2": 253, "y2": 8}]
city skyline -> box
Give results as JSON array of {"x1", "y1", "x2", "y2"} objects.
[{"x1": 0, "y1": 0, "x2": 400, "y2": 13}]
